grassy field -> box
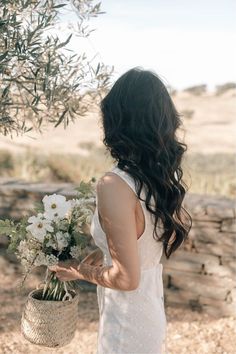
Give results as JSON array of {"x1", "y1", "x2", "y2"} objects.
[
  {"x1": 0, "y1": 145, "x2": 235, "y2": 199},
  {"x1": 0, "y1": 89, "x2": 235, "y2": 198}
]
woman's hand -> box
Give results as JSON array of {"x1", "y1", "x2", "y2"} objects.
[
  {"x1": 48, "y1": 259, "x2": 81, "y2": 281},
  {"x1": 48, "y1": 249, "x2": 104, "y2": 281}
]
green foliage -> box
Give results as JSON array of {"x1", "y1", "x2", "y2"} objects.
[
  {"x1": 0, "y1": 219, "x2": 15, "y2": 236},
  {"x1": 75, "y1": 179, "x2": 96, "y2": 197},
  {"x1": 183, "y1": 84, "x2": 207, "y2": 95},
  {"x1": 34, "y1": 201, "x2": 45, "y2": 214},
  {"x1": 215, "y1": 82, "x2": 236, "y2": 95},
  {"x1": 73, "y1": 232, "x2": 89, "y2": 248},
  {"x1": 0, "y1": 0, "x2": 112, "y2": 136},
  {"x1": 0, "y1": 216, "x2": 28, "y2": 251}
]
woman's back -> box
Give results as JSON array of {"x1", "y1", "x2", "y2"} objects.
[{"x1": 91, "y1": 164, "x2": 164, "y2": 269}]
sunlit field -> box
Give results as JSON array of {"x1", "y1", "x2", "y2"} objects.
[
  {"x1": 1, "y1": 89, "x2": 235, "y2": 198},
  {"x1": 0, "y1": 147, "x2": 235, "y2": 199}
]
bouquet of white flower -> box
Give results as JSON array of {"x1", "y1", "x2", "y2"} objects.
[
  {"x1": 0, "y1": 179, "x2": 96, "y2": 347},
  {"x1": 0, "y1": 180, "x2": 96, "y2": 300}
]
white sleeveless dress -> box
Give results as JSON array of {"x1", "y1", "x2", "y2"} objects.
[{"x1": 90, "y1": 164, "x2": 168, "y2": 354}]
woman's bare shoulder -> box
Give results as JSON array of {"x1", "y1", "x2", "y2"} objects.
[{"x1": 96, "y1": 171, "x2": 136, "y2": 204}]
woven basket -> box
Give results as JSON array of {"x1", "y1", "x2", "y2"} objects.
[{"x1": 21, "y1": 288, "x2": 80, "y2": 348}]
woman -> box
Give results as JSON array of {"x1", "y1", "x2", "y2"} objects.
[{"x1": 49, "y1": 67, "x2": 192, "y2": 353}]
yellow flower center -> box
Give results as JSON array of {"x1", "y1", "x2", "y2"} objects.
[
  {"x1": 37, "y1": 222, "x2": 43, "y2": 228},
  {"x1": 51, "y1": 203, "x2": 57, "y2": 209}
]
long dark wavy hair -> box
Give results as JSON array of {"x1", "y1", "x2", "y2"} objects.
[{"x1": 100, "y1": 67, "x2": 192, "y2": 259}]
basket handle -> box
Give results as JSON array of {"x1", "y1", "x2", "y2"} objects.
[{"x1": 62, "y1": 282, "x2": 73, "y2": 301}]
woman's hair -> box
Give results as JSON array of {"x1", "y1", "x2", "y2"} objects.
[{"x1": 100, "y1": 67, "x2": 192, "y2": 259}]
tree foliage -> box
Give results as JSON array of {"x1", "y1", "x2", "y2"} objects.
[
  {"x1": 215, "y1": 82, "x2": 236, "y2": 95},
  {"x1": 0, "y1": 0, "x2": 112, "y2": 136}
]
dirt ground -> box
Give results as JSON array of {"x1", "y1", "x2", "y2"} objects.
[{"x1": 0, "y1": 256, "x2": 235, "y2": 354}]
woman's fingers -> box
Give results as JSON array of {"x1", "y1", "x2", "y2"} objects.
[{"x1": 48, "y1": 265, "x2": 58, "y2": 272}]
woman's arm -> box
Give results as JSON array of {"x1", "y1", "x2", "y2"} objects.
[
  {"x1": 80, "y1": 248, "x2": 104, "y2": 266},
  {"x1": 49, "y1": 172, "x2": 141, "y2": 291},
  {"x1": 77, "y1": 172, "x2": 141, "y2": 290}
]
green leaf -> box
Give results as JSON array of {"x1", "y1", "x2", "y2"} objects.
[
  {"x1": 75, "y1": 180, "x2": 94, "y2": 196},
  {"x1": 55, "y1": 34, "x2": 72, "y2": 50},
  {"x1": 54, "y1": 109, "x2": 68, "y2": 127},
  {"x1": 0, "y1": 219, "x2": 15, "y2": 236},
  {"x1": 95, "y1": 62, "x2": 100, "y2": 75},
  {"x1": 2, "y1": 86, "x2": 10, "y2": 98},
  {"x1": 53, "y1": 4, "x2": 67, "y2": 9},
  {"x1": 34, "y1": 201, "x2": 44, "y2": 213},
  {"x1": 0, "y1": 51, "x2": 8, "y2": 61}
]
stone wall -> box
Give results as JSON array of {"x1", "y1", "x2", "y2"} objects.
[
  {"x1": 0, "y1": 179, "x2": 235, "y2": 317},
  {"x1": 161, "y1": 194, "x2": 236, "y2": 317}
]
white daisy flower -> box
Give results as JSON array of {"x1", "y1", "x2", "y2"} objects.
[
  {"x1": 27, "y1": 212, "x2": 44, "y2": 223},
  {"x1": 42, "y1": 194, "x2": 72, "y2": 220},
  {"x1": 26, "y1": 214, "x2": 53, "y2": 242}
]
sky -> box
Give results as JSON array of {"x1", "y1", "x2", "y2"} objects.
[{"x1": 61, "y1": 0, "x2": 236, "y2": 91}]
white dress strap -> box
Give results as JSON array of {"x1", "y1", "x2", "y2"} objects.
[
  {"x1": 109, "y1": 166, "x2": 150, "y2": 239},
  {"x1": 110, "y1": 166, "x2": 150, "y2": 209},
  {"x1": 110, "y1": 166, "x2": 137, "y2": 196}
]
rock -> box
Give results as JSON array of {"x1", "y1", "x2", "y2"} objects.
[
  {"x1": 194, "y1": 240, "x2": 236, "y2": 257},
  {"x1": 192, "y1": 220, "x2": 220, "y2": 229},
  {"x1": 206, "y1": 202, "x2": 235, "y2": 219},
  {"x1": 190, "y1": 228, "x2": 235, "y2": 245},
  {"x1": 163, "y1": 270, "x2": 234, "y2": 300},
  {"x1": 163, "y1": 250, "x2": 220, "y2": 274},
  {"x1": 221, "y1": 219, "x2": 236, "y2": 233},
  {"x1": 199, "y1": 296, "x2": 236, "y2": 317},
  {"x1": 203, "y1": 264, "x2": 236, "y2": 278},
  {"x1": 164, "y1": 288, "x2": 200, "y2": 305}
]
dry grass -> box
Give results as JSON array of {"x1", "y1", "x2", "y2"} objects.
[
  {"x1": 183, "y1": 152, "x2": 236, "y2": 198},
  {"x1": 0, "y1": 144, "x2": 112, "y2": 183},
  {"x1": 0, "y1": 148, "x2": 235, "y2": 198}
]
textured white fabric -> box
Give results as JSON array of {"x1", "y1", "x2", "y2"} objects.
[{"x1": 90, "y1": 164, "x2": 168, "y2": 354}]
